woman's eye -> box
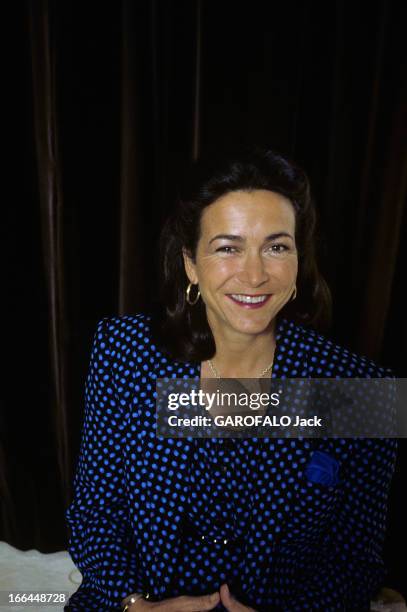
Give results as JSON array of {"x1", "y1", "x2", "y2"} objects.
[
  {"x1": 216, "y1": 246, "x2": 237, "y2": 253},
  {"x1": 269, "y1": 244, "x2": 289, "y2": 253}
]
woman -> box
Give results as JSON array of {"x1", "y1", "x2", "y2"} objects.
[{"x1": 65, "y1": 147, "x2": 397, "y2": 611}]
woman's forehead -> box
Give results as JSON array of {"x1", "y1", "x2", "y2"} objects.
[{"x1": 200, "y1": 189, "x2": 295, "y2": 235}]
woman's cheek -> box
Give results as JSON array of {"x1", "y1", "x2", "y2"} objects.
[
  {"x1": 273, "y1": 256, "x2": 298, "y2": 280},
  {"x1": 199, "y1": 257, "x2": 236, "y2": 278},
  {"x1": 266, "y1": 260, "x2": 294, "y2": 282}
]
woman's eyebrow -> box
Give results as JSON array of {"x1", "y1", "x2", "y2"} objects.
[{"x1": 209, "y1": 232, "x2": 294, "y2": 244}]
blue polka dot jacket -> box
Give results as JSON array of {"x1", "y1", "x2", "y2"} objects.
[{"x1": 65, "y1": 313, "x2": 397, "y2": 611}]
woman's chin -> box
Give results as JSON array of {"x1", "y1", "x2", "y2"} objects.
[{"x1": 228, "y1": 317, "x2": 273, "y2": 336}]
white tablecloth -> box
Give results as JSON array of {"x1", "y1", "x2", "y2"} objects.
[
  {"x1": 0, "y1": 541, "x2": 405, "y2": 611},
  {"x1": 0, "y1": 542, "x2": 82, "y2": 611}
]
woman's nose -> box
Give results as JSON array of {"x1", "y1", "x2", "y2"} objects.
[{"x1": 238, "y1": 252, "x2": 269, "y2": 286}]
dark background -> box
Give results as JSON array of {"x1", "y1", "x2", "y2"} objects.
[{"x1": 2, "y1": 0, "x2": 406, "y2": 598}]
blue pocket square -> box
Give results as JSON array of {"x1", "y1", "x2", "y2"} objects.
[{"x1": 305, "y1": 450, "x2": 340, "y2": 486}]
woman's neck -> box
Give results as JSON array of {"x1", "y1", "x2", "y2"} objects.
[{"x1": 204, "y1": 318, "x2": 277, "y2": 378}]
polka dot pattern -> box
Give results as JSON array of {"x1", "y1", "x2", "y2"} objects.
[{"x1": 65, "y1": 314, "x2": 397, "y2": 611}]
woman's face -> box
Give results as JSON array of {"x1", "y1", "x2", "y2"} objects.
[{"x1": 183, "y1": 189, "x2": 298, "y2": 339}]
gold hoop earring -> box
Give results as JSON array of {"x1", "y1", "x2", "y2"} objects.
[
  {"x1": 186, "y1": 282, "x2": 200, "y2": 305},
  {"x1": 290, "y1": 285, "x2": 297, "y2": 301}
]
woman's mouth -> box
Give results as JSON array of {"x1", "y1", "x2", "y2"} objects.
[{"x1": 226, "y1": 294, "x2": 272, "y2": 309}]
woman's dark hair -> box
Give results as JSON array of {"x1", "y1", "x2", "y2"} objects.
[{"x1": 152, "y1": 145, "x2": 331, "y2": 363}]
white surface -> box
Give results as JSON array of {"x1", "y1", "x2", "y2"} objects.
[
  {"x1": 0, "y1": 541, "x2": 405, "y2": 611},
  {"x1": 0, "y1": 541, "x2": 82, "y2": 611},
  {"x1": 371, "y1": 603, "x2": 407, "y2": 612}
]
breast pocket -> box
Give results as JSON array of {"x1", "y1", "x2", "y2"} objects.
[{"x1": 280, "y1": 476, "x2": 342, "y2": 544}]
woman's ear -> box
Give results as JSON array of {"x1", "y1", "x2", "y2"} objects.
[{"x1": 182, "y1": 247, "x2": 198, "y2": 284}]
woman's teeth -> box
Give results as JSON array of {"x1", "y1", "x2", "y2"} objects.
[{"x1": 230, "y1": 294, "x2": 269, "y2": 303}]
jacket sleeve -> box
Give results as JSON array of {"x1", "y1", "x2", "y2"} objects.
[
  {"x1": 65, "y1": 318, "x2": 143, "y2": 611},
  {"x1": 279, "y1": 436, "x2": 398, "y2": 612}
]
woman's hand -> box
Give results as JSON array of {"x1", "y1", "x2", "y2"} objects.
[
  {"x1": 121, "y1": 591, "x2": 220, "y2": 611},
  {"x1": 219, "y1": 583, "x2": 257, "y2": 612},
  {"x1": 121, "y1": 583, "x2": 257, "y2": 611}
]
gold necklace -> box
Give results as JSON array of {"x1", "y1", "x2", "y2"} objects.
[{"x1": 207, "y1": 358, "x2": 274, "y2": 379}]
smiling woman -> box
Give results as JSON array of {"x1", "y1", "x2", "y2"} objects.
[
  {"x1": 65, "y1": 146, "x2": 398, "y2": 612},
  {"x1": 157, "y1": 146, "x2": 332, "y2": 370},
  {"x1": 181, "y1": 189, "x2": 298, "y2": 377}
]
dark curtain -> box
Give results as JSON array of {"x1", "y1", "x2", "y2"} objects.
[{"x1": 3, "y1": 0, "x2": 406, "y2": 597}]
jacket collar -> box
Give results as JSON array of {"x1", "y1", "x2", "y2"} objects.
[{"x1": 151, "y1": 315, "x2": 310, "y2": 381}]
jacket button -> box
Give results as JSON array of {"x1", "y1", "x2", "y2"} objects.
[{"x1": 213, "y1": 537, "x2": 228, "y2": 544}]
